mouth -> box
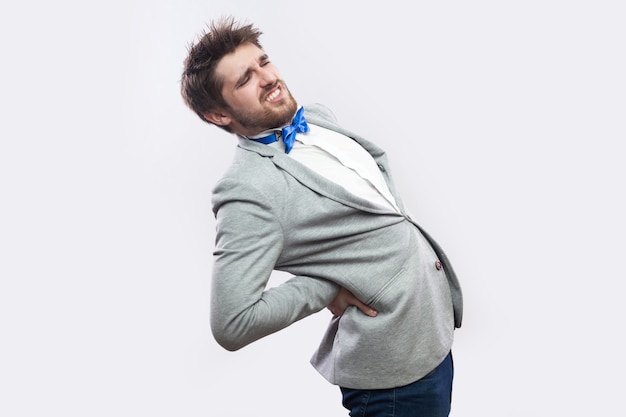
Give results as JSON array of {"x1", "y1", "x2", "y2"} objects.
[{"x1": 264, "y1": 83, "x2": 283, "y2": 102}]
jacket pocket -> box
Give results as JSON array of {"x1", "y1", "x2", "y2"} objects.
[{"x1": 365, "y1": 267, "x2": 407, "y2": 306}]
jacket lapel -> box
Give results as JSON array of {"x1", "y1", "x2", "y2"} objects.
[{"x1": 237, "y1": 136, "x2": 396, "y2": 214}]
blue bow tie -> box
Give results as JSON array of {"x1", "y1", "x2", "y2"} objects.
[{"x1": 250, "y1": 107, "x2": 309, "y2": 153}]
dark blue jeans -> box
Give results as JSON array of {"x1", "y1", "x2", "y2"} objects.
[{"x1": 340, "y1": 352, "x2": 454, "y2": 417}]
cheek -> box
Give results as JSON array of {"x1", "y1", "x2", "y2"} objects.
[{"x1": 233, "y1": 87, "x2": 261, "y2": 108}]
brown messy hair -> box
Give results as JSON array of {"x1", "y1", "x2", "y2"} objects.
[{"x1": 180, "y1": 16, "x2": 263, "y2": 126}]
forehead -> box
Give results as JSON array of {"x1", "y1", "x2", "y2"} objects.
[{"x1": 215, "y1": 43, "x2": 265, "y2": 85}]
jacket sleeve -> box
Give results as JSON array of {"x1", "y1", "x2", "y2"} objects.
[{"x1": 210, "y1": 177, "x2": 339, "y2": 351}]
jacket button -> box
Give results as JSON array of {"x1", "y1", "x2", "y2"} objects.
[{"x1": 435, "y1": 261, "x2": 442, "y2": 270}]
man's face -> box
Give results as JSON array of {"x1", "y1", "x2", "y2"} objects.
[{"x1": 212, "y1": 42, "x2": 297, "y2": 136}]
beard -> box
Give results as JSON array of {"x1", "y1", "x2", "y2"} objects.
[{"x1": 226, "y1": 81, "x2": 298, "y2": 134}]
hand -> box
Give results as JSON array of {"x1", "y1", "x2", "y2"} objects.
[{"x1": 327, "y1": 287, "x2": 377, "y2": 317}]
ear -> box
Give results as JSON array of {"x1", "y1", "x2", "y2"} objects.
[{"x1": 204, "y1": 110, "x2": 232, "y2": 127}]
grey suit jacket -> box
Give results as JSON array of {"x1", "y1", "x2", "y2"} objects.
[{"x1": 210, "y1": 103, "x2": 463, "y2": 389}]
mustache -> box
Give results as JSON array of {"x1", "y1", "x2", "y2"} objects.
[
  {"x1": 265, "y1": 81, "x2": 281, "y2": 91},
  {"x1": 260, "y1": 81, "x2": 283, "y2": 99}
]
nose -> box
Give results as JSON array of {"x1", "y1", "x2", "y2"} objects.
[{"x1": 258, "y1": 66, "x2": 277, "y2": 86}]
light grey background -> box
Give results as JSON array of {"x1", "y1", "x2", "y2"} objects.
[{"x1": 1, "y1": 1, "x2": 624, "y2": 416}]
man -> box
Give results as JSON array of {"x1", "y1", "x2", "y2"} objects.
[{"x1": 180, "y1": 16, "x2": 463, "y2": 417}]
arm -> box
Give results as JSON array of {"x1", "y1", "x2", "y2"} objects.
[{"x1": 210, "y1": 178, "x2": 339, "y2": 351}]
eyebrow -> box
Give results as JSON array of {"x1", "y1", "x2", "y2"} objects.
[{"x1": 234, "y1": 53, "x2": 269, "y2": 88}]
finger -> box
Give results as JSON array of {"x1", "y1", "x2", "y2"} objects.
[{"x1": 349, "y1": 296, "x2": 377, "y2": 317}]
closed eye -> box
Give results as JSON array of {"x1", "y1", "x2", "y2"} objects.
[
  {"x1": 235, "y1": 69, "x2": 253, "y2": 88},
  {"x1": 235, "y1": 54, "x2": 271, "y2": 88}
]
